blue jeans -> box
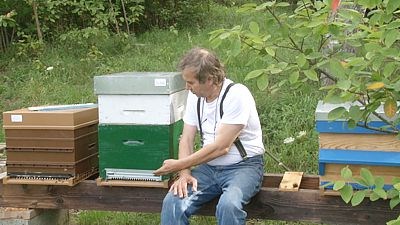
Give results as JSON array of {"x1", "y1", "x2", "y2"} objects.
[{"x1": 161, "y1": 155, "x2": 264, "y2": 225}]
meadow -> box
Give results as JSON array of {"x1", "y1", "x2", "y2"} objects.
[{"x1": 0, "y1": 3, "x2": 323, "y2": 224}]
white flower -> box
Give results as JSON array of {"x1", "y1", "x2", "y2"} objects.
[
  {"x1": 46, "y1": 66, "x2": 54, "y2": 71},
  {"x1": 297, "y1": 131, "x2": 306, "y2": 138},
  {"x1": 283, "y1": 137, "x2": 295, "y2": 144}
]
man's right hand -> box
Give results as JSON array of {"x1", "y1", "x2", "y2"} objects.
[{"x1": 169, "y1": 169, "x2": 197, "y2": 198}]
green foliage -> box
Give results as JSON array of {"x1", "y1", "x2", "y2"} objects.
[
  {"x1": 210, "y1": 0, "x2": 400, "y2": 134},
  {"x1": 140, "y1": 0, "x2": 208, "y2": 30},
  {"x1": 330, "y1": 166, "x2": 400, "y2": 224}
]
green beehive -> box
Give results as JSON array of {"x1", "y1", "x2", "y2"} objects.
[
  {"x1": 98, "y1": 121, "x2": 183, "y2": 180},
  {"x1": 94, "y1": 72, "x2": 186, "y2": 183}
]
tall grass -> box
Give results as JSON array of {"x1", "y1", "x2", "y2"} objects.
[{"x1": 0, "y1": 2, "x2": 324, "y2": 224}]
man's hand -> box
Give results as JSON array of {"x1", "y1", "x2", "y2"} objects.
[
  {"x1": 169, "y1": 171, "x2": 198, "y2": 198},
  {"x1": 154, "y1": 159, "x2": 185, "y2": 176}
]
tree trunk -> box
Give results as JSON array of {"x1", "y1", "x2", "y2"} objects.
[
  {"x1": 120, "y1": 0, "x2": 130, "y2": 34},
  {"x1": 108, "y1": 0, "x2": 120, "y2": 34},
  {"x1": 32, "y1": 0, "x2": 43, "y2": 41}
]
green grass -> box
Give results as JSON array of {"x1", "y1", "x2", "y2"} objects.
[{"x1": 0, "y1": 3, "x2": 324, "y2": 225}]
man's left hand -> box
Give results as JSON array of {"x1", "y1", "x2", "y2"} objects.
[{"x1": 154, "y1": 159, "x2": 185, "y2": 175}]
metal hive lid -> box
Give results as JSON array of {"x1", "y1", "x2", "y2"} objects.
[{"x1": 94, "y1": 72, "x2": 185, "y2": 95}]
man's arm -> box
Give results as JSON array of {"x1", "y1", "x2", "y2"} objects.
[
  {"x1": 176, "y1": 123, "x2": 197, "y2": 174},
  {"x1": 154, "y1": 123, "x2": 244, "y2": 175}
]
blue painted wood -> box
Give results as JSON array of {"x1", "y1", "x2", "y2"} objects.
[
  {"x1": 315, "y1": 121, "x2": 398, "y2": 134},
  {"x1": 318, "y1": 149, "x2": 400, "y2": 175},
  {"x1": 320, "y1": 181, "x2": 393, "y2": 191}
]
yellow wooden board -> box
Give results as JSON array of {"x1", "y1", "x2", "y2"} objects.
[
  {"x1": 319, "y1": 133, "x2": 400, "y2": 152},
  {"x1": 279, "y1": 172, "x2": 303, "y2": 192}
]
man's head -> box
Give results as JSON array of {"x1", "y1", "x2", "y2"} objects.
[{"x1": 178, "y1": 47, "x2": 225, "y2": 85}]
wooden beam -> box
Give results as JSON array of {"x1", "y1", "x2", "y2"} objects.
[{"x1": 0, "y1": 174, "x2": 398, "y2": 224}]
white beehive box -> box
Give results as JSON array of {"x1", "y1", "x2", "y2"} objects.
[{"x1": 94, "y1": 72, "x2": 187, "y2": 125}]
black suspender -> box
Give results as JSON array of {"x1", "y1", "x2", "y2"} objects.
[{"x1": 197, "y1": 83, "x2": 248, "y2": 159}]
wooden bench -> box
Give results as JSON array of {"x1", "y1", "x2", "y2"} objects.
[{"x1": 0, "y1": 173, "x2": 399, "y2": 224}]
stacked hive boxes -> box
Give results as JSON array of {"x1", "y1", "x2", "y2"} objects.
[
  {"x1": 316, "y1": 101, "x2": 400, "y2": 190},
  {"x1": 2, "y1": 105, "x2": 99, "y2": 186},
  {"x1": 94, "y1": 72, "x2": 187, "y2": 185}
]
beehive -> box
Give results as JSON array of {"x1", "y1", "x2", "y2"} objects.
[
  {"x1": 316, "y1": 101, "x2": 400, "y2": 190},
  {"x1": 94, "y1": 72, "x2": 187, "y2": 186},
  {"x1": 2, "y1": 105, "x2": 99, "y2": 186}
]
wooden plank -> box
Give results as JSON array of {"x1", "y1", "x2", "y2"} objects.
[
  {"x1": 96, "y1": 178, "x2": 169, "y2": 188},
  {"x1": 319, "y1": 133, "x2": 400, "y2": 152},
  {"x1": 279, "y1": 172, "x2": 303, "y2": 191},
  {"x1": 0, "y1": 174, "x2": 399, "y2": 224}
]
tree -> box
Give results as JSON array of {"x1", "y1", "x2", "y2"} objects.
[{"x1": 209, "y1": 0, "x2": 400, "y2": 135}]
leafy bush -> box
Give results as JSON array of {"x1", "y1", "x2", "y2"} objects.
[{"x1": 210, "y1": 0, "x2": 400, "y2": 134}]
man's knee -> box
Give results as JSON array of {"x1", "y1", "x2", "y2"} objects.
[{"x1": 216, "y1": 191, "x2": 243, "y2": 214}]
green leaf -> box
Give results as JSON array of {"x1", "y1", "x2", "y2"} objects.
[
  {"x1": 365, "y1": 42, "x2": 381, "y2": 52},
  {"x1": 365, "y1": 52, "x2": 375, "y2": 60},
  {"x1": 303, "y1": 69, "x2": 318, "y2": 81},
  {"x1": 256, "y1": 75, "x2": 269, "y2": 91},
  {"x1": 348, "y1": 106, "x2": 362, "y2": 122},
  {"x1": 354, "y1": 177, "x2": 369, "y2": 187},
  {"x1": 360, "y1": 168, "x2": 375, "y2": 186},
  {"x1": 394, "y1": 182, "x2": 400, "y2": 191},
  {"x1": 347, "y1": 57, "x2": 365, "y2": 67},
  {"x1": 328, "y1": 107, "x2": 346, "y2": 120},
  {"x1": 390, "y1": 197, "x2": 400, "y2": 209},
  {"x1": 336, "y1": 80, "x2": 352, "y2": 91},
  {"x1": 219, "y1": 32, "x2": 231, "y2": 40},
  {"x1": 249, "y1": 21, "x2": 259, "y2": 34},
  {"x1": 339, "y1": 184, "x2": 353, "y2": 203},
  {"x1": 387, "y1": 189, "x2": 399, "y2": 199},
  {"x1": 289, "y1": 71, "x2": 299, "y2": 84},
  {"x1": 245, "y1": 69, "x2": 264, "y2": 81},
  {"x1": 347, "y1": 119, "x2": 356, "y2": 129},
  {"x1": 265, "y1": 47, "x2": 275, "y2": 57},
  {"x1": 296, "y1": 54, "x2": 306, "y2": 68},
  {"x1": 383, "y1": 62, "x2": 397, "y2": 78},
  {"x1": 373, "y1": 188, "x2": 387, "y2": 199},
  {"x1": 341, "y1": 166, "x2": 352, "y2": 180},
  {"x1": 333, "y1": 180, "x2": 346, "y2": 191},
  {"x1": 305, "y1": 52, "x2": 323, "y2": 59},
  {"x1": 375, "y1": 177, "x2": 385, "y2": 189},
  {"x1": 329, "y1": 59, "x2": 346, "y2": 80},
  {"x1": 351, "y1": 190, "x2": 366, "y2": 206},
  {"x1": 269, "y1": 67, "x2": 283, "y2": 74},
  {"x1": 387, "y1": 20, "x2": 400, "y2": 29},
  {"x1": 387, "y1": 0, "x2": 400, "y2": 13},
  {"x1": 385, "y1": 29, "x2": 399, "y2": 48},
  {"x1": 231, "y1": 38, "x2": 241, "y2": 57},
  {"x1": 370, "y1": 192, "x2": 380, "y2": 201},
  {"x1": 275, "y1": 2, "x2": 290, "y2": 7}
]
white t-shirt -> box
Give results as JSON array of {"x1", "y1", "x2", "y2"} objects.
[{"x1": 183, "y1": 78, "x2": 265, "y2": 166}]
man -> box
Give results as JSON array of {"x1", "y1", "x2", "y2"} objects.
[{"x1": 154, "y1": 47, "x2": 265, "y2": 225}]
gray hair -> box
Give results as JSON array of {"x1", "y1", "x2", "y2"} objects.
[{"x1": 178, "y1": 47, "x2": 225, "y2": 84}]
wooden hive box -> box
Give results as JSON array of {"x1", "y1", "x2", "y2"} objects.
[
  {"x1": 316, "y1": 101, "x2": 400, "y2": 190},
  {"x1": 94, "y1": 72, "x2": 186, "y2": 185},
  {"x1": 2, "y1": 105, "x2": 99, "y2": 185}
]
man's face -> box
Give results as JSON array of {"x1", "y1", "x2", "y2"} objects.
[{"x1": 182, "y1": 68, "x2": 211, "y2": 98}]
